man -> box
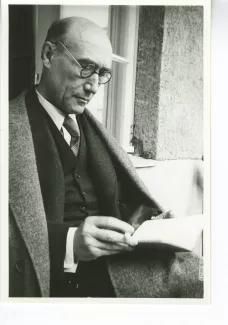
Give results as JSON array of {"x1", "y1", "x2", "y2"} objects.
[{"x1": 9, "y1": 17, "x2": 203, "y2": 298}]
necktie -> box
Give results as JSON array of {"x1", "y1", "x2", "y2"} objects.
[{"x1": 63, "y1": 115, "x2": 80, "y2": 156}]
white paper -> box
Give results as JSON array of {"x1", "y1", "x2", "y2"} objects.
[{"x1": 132, "y1": 214, "x2": 204, "y2": 252}]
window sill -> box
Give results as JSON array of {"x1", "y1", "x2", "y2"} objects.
[{"x1": 128, "y1": 154, "x2": 156, "y2": 169}]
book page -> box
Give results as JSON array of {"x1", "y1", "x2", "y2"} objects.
[{"x1": 132, "y1": 214, "x2": 204, "y2": 252}]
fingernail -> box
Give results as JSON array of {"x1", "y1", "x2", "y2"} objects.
[
  {"x1": 130, "y1": 238, "x2": 138, "y2": 246},
  {"x1": 124, "y1": 233, "x2": 138, "y2": 246}
]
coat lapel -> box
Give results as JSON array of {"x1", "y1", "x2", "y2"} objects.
[
  {"x1": 25, "y1": 89, "x2": 65, "y2": 222},
  {"x1": 79, "y1": 114, "x2": 121, "y2": 217},
  {"x1": 9, "y1": 91, "x2": 50, "y2": 297},
  {"x1": 84, "y1": 109, "x2": 163, "y2": 211}
]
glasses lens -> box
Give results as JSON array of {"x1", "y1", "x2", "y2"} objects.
[
  {"x1": 99, "y1": 71, "x2": 111, "y2": 84},
  {"x1": 81, "y1": 64, "x2": 95, "y2": 78},
  {"x1": 81, "y1": 65, "x2": 112, "y2": 84}
]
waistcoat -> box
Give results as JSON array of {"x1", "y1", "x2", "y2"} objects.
[{"x1": 61, "y1": 117, "x2": 101, "y2": 226}]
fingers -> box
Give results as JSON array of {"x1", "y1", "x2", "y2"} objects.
[
  {"x1": 90, "y1": 237, "x2": 135, "y2": 252},
  {"x1": 76, "y1": 239, "x2": 134, "y2": 262},
  {"x1": 99, "y1": 249, "x2": 129, "y2": 256},
  {"x1": 73, "y1": 216, "x2": 138, "y2": 262},
  {"x1": 93, "y1": 228, "x2": 125, "y2": 243},
  {"x1": 93, "y1": 228, "x2": 138, "y2": 247},
  {"x1": 151, "y1": 210, "x2": 175, "y2": 220},
  {"x1": 164, "y1": 210, "x2": 175, "y2": 219},
  {"x1": 124, "y1": 232, "x2": 138, "y2": 246},
  {"x1": 89, "y1": 216, "x2": 135, "y2": 235},
  {"x1": 89, "y1": 247, "x2": 129, "y2": 258}
]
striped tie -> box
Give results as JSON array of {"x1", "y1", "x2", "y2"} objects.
[{"x1": 63, "y1": 115, "x2": 80, "y2": 156}]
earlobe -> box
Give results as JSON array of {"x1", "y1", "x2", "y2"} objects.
[{"x1": 42, "y1": 41, "x2": 54, "y2": 69}]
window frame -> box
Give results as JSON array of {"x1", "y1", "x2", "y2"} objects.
[{"x1": 105, "y1": 5, "x2": 140, "y2": 153}]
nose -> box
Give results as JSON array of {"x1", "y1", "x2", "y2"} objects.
[{"x1": 84, "y1": 73, "x2": 99, "y2": 94}]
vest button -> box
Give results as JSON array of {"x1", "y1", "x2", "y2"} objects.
[
  {"x1": 80, "y1": 205, "x2": 86, "y2": 210},
  {"x1": 75, "y1": 173, "x2": 80, "y2": 178},
  {"x1": 82, "y1": 191, "x2": 87, "y2": 196}
]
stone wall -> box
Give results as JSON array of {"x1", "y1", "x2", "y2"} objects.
[
  {"x1": 133, "y1": 6, "x2": 203, "y2": 160},
  {"x1": 133, "y1": 6, "x2": 165, "y2": 158}
]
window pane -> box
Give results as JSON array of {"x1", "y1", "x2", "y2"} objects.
[
  {"x1": 110, "y1": 6, "x2": 130, "y2": 58},
  {"x1": 107, "y1": 6, "x2": 138, "y2": 151},
  {"x1": 61, "y1": 5, "x2": 109, "y2": 29}
]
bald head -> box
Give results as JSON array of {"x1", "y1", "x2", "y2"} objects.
[{"x1": 45, "y1": 16, "x2": 112, "y2": 58}]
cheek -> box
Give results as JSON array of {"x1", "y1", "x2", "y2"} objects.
[
  {"x1": 51, "y1": 71, "x2": 73, "y2": 100},
  {"x1": 51, "y1": 59, "x2": 73, "y2": 86},
  {"x1": 49, "y1": 66, "x2": 67, "y2": 96},
  {"x1": 51, "y1": 59, "x2": 84, "y2": 99},
  {"x1": 61, "y1": 81, "x2": 84, "y2": 109},
  {"x1": 63, "y1": 79, "x2": 85, "y2": 98}
]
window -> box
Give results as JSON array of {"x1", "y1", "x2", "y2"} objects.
[{"x1": 107, "y1": 6, "x2": 139, "y2": 152}]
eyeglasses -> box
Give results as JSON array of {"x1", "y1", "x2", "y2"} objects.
[{"x1": 55, "y1": 41, "x2": 112, "y2": 84}]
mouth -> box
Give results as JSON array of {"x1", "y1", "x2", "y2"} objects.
[{"x1": 75, "y1": 96, "x2": 90, "y2": 105}]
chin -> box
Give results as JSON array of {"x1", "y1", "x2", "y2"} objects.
[
  {"x1": 74, "y1": 105, "x2": 85, "y2": 115},
  {"x1": 65, "y1": 104, "x2": 85, "y2": 115}
]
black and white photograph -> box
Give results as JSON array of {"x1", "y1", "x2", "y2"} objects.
[{"x1": 4, "y1": 1, "x2": 209, "y2": 301}]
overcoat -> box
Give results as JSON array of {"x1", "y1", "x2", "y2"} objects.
[{"x1": 9, "y1": 90, "x2": 203, "y2": 298}]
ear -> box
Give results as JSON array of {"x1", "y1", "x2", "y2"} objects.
[{"x1": 41, "y1": 41, "x2": 55, "y2": 69}]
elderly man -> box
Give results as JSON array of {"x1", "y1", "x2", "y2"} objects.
[{"x1": 9, "y1": 16, "x2": 203, "y2": 298}]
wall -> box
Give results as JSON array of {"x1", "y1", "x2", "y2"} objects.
[
  {"x1": 9, "y1": 5, "x2": 35, "y2": 99},
  {"x1": 133, "y1": 7, "x2": 165, "y2": 158},
  {"x1": 157, "y1": 6, "x2": 203, "y2": 159},
  {"x1": 133, "y1": 6, "x2": 203, "y2": 160},
  {"x1": 137, "y1": 160, "x2": 203, "y2": 216},
  {"x1": 35, "y1": 5, "x2": 60, "y2": 83}
]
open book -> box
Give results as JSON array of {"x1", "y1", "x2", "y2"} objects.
[{"x1": 132, "y1": 214, "x2": 204, "y2": 252}]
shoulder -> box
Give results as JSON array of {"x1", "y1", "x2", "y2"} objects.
[
  {"x1": 9, "y1": 90, "x2": 30, "y2": 142},
  {"x1": 83, "y1": 108, "x2": 120, "y2": 147},
  {"x1": 10, "y1": 91, "x2": 27, "y2": 108},
  {"x1": 9, "y1": 91, "x2": 27, "y2": 119}
]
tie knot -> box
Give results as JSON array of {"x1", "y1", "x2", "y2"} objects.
[{"x1": 63, "y1": 115, "x2": 80, "y2": 138}]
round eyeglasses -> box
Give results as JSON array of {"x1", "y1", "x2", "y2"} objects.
[{"x1": 55, "y1": 41, "x2": 112, "y2": 84}]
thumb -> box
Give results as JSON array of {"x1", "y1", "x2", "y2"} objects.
[
  {"x1": 151, "y1": 210, "x2": 175, "y2": 220},
  {"x1": 163, "y1": 210, "x2": 175, "y2": 219}
]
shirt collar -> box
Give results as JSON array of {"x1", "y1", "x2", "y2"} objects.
[{"x1": 35, "y1": 89, "x2": 77, "y2": 130}]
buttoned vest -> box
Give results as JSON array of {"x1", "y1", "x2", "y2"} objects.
[{"x1": 60, "y1": 117, "x2": 101, "y2": 226}]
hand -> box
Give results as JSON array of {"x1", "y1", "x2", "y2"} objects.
[
  {"x1": 151, "y1": 210, "x2": 175, "y2": 220},
  {"x1": 73, "y1": 216, "x2": 138, "y2": 261}
]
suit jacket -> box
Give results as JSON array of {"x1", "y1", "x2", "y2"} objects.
[{"x1": 9, "y1": 89, "x2": 203, "y2": 298}]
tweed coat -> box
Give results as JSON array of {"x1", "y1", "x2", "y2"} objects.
[{"x1": 9, "y1": 90, "x2": 203, "y2": 298}]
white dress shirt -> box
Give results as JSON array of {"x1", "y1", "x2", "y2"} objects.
[{"x1": 36, "y1": 89, "x2": 78, "y2": 273}]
